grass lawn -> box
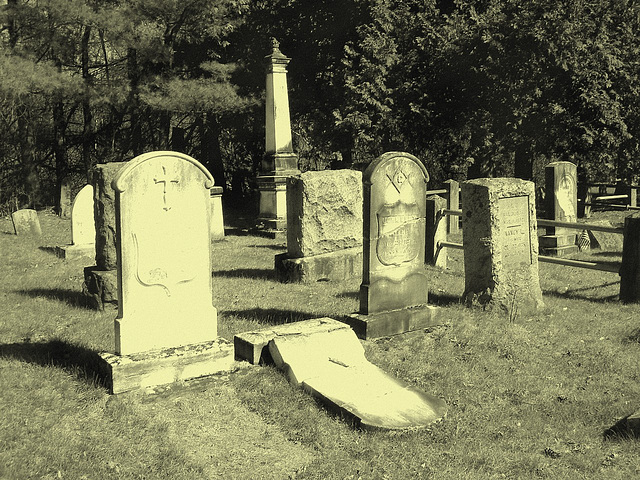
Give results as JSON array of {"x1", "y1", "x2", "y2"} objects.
[{"x1": 1, "y1": 207, "x2": 639, "y2": 479}]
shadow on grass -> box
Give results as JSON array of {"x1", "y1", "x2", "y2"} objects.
[
  {"x1": 38, "y1": 246, "x2": 60, "y2": 256},
  {"x1": 0, "y1": 339, "x2": 109, "y2": 390},
  {"x1": 334, "y1": 291, "x2": 358, "y2": 300},
  {"x1": 603, "y1": 415, "x2": 640, "y2": 441},
  {"x1": 543, "y1": 289, "x2": 619, "y2": 303},
  {"x1": 17, "y1": 288, "x2": 94, "y2": 310},
  {"x1": 212, "y1": 268, "x2": 275, "y2": 281},
  {"x1": 223, "y1": 307, "x2": 319, "y2": 326},
  {"x1": 429, "y1": 292, "x2": 462, "y2": 306},
  {"x1": 590, "y1": 251, "x2": 623, "y2": 258},
  {"x1": 625, "y1": 327, "x2": 640, "y2": 344}
]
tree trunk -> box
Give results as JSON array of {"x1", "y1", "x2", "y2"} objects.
[
  {"x1": 53, "y1": 98, "x2": 68, "y2": 213},
  {"x1": 82, "y1": 25, "x2": 94, "y2": 181},
  {"x1": 128, "y1": 48, "x2": 142, "y2": 155},
  {"x1": 201, "y1": 113, "x2": 225, "y2": 188}
]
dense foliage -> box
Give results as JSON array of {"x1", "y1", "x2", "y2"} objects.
[{"x1": 2, "y1": 0, "x2": 640, "y2": 211}]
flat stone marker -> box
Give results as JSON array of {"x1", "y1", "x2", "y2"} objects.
[
  {"x1": 11, "y1": 209, "x2": 42, "y2": 236},
  {"x1": 56, "y1": 184, "x2": 96, "y2": 260},
  {"x1": 266, "y1": 319, "x2": 447, "y2": 430}
]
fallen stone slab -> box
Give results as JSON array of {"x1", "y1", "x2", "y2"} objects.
[
  {"x1": 234, "y1": 317, "x2": 351, "y2": 365},
  {"x1": 268, "y1": 321, "x2": 447, "y2": 431}
]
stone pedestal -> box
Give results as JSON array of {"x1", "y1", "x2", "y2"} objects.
[
  {"x1": 539, "y1": 161, "x2": 578, "y2": 256},
  {"x1": 346, "y1": 152, "x2": 439, "y2": 339},
  {"x1": 462, "y1": 178, "x2": 544, "y2": 315},
  {"x1": 275, "y1": 170, "x2": 363, "y2": 282},
  {"x1": 99, "y1": 339, "x2": 238, "y2": 394}
]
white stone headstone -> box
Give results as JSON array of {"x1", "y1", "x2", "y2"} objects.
[
  {"x1": 112, "y1": 151, "x2": 217, "y2": 355},
  {"x1": 11, "y1": 209, "x2": 41, "y2": 236},
  {"x1": 71, "y1": 185, "x2": 95, "y2": 245}
]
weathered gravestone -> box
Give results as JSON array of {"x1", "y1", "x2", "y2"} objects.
[
  {"x1": 55, "y1": 185, "x2": 96, "y2": 260},
  {"x1": 59, "y1": 177, "x2": 72, "y2": 217},
  {"x1": 462, "y1": 178, "x2": 544, "y2": 314},
  {"x1": 210, "y1": 186, "x2": 225, "y2": 241},
  {"x1": 345, "y1": 152, "x2": 438, "y2": 339},
  {"x1": 98, "y1": 151, "x2": 234, "y2": 394},
  {"x1": 235, "y1": 317, "x2": 447, "y2": 430},
  {"x1": 83, "y1": 162, "x2": 127, "y2": 309},
  {"x1": 539, "y1": 161, "x2": 578, "y2": 256},
  {"x1": 11, "y1": 209, "x2": 42, "y2": 236},
  {"x1": 275, "y1": 170, "x2": 363, "y2": 282}
]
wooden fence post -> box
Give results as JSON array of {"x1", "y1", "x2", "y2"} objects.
[
  {"x1": 444, "y1": 179, "x2": 460, "y2": 234},
  {"x1": 426, "y1": 195, "x2": 447, "y2": 269},
  {"x1": 620, "y1": 212, "x2": 640, "y2": 302}
]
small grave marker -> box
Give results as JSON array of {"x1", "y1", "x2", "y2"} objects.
[
  {"x1": 55, "y1": 184, "x2": 96, "y2": 260},
  {"x1": 11, "y1": 209, "x2": 42, "y2": 236}
]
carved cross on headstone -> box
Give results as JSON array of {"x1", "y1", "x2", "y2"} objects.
[{"x1": 154, "y1": 165, "x2": 179, "y2": 211}]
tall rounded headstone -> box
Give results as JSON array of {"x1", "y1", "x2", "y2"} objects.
[{"x1": 346, "y1": 152, "x2": 439, "y2": 339}]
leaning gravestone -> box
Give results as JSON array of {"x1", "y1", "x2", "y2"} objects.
[
  {"x1": 462, "y1": 178, "x2": 544, "y2": 314},
  {"x1": 11, "y1": 209, "x2": 42, "y2": 236},
  {"x1": 99, "y1": 151, "x2": 234, "y2": 394},
  {"x1": 55, "y1": 185, "x2": 96, "y2": 260},
  {"x1": 539, "y1": 161, "x2": 578, "y2": 256},
  {"x1": 275, "y1": 170, "x2": 363, "y2": 282},
  {"x1": 345, "y1": 152, "x2": 438, "y2": 339},
  {"x1": 83, "y1": 162, "x2": 127, "y2": 309}
]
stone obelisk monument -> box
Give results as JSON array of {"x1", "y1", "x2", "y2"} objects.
[{"x1": 256, "y1": 38, "x2": 299, "y2": 236}]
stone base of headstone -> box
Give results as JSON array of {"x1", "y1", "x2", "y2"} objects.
[
  {"x1": 587, "y1": 221, "x2": 624, "y2": 251},
  {"x1": 234, "y1": 317, "x2": 352, "y2": 365},
  {"x1": 55, "y1": 244, "x2": 96, "y2": 260},
  {"x1": 256, "y1": 174, "x2": 288, "y2": 239},
  {"x1": 344, "y1": 305, "x2": 440, "y2": 340},
  {"x1": 265, "y1": 318, "x2": 447, "y2": 430},
  {"x1": 274, "y1": 248, "x2": 362, "y2": 283},
  {"x1": 98, "y1": 338, "x2": 242, "y2": 394},
  {"x1": 83, "y1": 266, "x2": 118, "y2": 310},
  {"x1": 538, "y1": 234, "x2": 578, "y2": 257}
]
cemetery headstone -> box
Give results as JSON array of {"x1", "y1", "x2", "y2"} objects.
[
  {"x1": 210, "y1": 186, "x2": 225, "y2": 241},
  {"x1": 55, "y1": 184, "x2": 96, "y2": 260},
  {"x1": 99, "y1": 151, "x2": 235, "y2": 394},
  {"x1": 275, "y1": 170, "x2": 363, "y2": 282},
  {"x1": 59, "y1": 177, "x2": 72, "y2": 217},
  {"x1": 345, "y1": 152, "x2": 438, "y2": 339},
  {"x1": 11, "y1": 209, "x2": 42, "y2": 236},
  {"x1": 619, "y1": 212, "x2": 640, "y2": 303},
  {"x1": 539, "y1": 161, "x2": 578, "y2": 256},
  {"x1": 83, "y1": 162, "x2": 127, "y2": 309},
  {"x1": 462, "y1": 178, "x2": 544, "y2": 314}
]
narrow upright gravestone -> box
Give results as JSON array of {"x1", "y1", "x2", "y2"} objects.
[
  {"x1": 539, "y1": 161, "x2": 578, "y2": 256},
  {"x1": 462, "y1": 178, "x2": 544, "y2": 314},
  {"x1": 83, "y1": 162, "x2": 127, "y2": 309},
  {"x1": 275, "y1": 170, "x2": 363, "y2": 282},
  {"x1": 55, "y1": 185, "x2": 96, "y2": 260},
  {"x1": 11, "y1": 209, "x2": 42, "y2": 236},
  {"x1": 99, "y1": 152, "x2": 234, "y2": 394},
  {"x1": 345, "y1": 152, "x2": 438, "y2": 339}
]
